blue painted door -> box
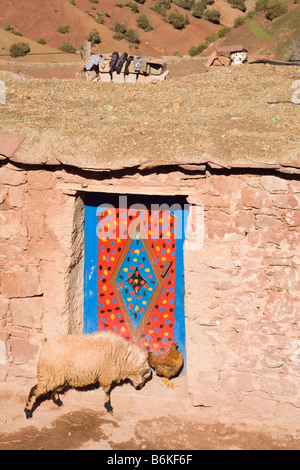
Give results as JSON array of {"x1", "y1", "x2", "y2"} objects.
[{"x1": 84, "y1": 194, "x2": 187, "y2": 370}]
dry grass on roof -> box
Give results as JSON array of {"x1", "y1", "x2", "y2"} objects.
[{"x1": 0, "y1": 63, "x2": 299, "y2": 171}]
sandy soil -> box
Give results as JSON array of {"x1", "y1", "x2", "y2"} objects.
[{"x1": 0, "y1": 377, "x2": 299, "y2": 451}]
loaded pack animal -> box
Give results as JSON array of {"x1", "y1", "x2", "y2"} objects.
[{"x1": 24, "y1": 331, "x2": 151, "y2": 418}]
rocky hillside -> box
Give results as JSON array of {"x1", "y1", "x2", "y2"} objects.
[{"x1": 0, "y1": 0, "x2": 299, "y2": 58}]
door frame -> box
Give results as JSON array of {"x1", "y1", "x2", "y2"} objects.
[{"x1": 83, "y1": 192, "x2": 187, "y2": 372}]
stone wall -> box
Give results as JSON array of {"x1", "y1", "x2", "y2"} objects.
[
  {"x1": 0, "y1": 162, "x2": 299, "y2": 431},
  {"x1": 0, "y1": 164, "x2": 84, "y2": 382},
  {"x1": 185, "y1": 173, "x2": 300, "y2": 431}
]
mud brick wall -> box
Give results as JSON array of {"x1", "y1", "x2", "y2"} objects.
[
  {"x1": 0, "y1": 162, "x2": 299, "y2": 431},
  {"x1": 185, "y1": 173, "x2": 300, "y2": 431},
  {"x1": 0, "y1": 164, "x2": 84, "y2": 382}
]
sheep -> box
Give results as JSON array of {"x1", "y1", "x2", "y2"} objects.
[{"x1": 24, "y1": 331, "x2": 151, "y2": 418}]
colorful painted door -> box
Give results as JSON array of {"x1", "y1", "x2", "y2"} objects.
[{"x1": 84, "y1": 194, "x2": 186, "y2": 369}]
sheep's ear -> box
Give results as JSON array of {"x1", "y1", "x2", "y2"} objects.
[{"x1": 142, "y1": 368, "x2": 150, "y2": 380}]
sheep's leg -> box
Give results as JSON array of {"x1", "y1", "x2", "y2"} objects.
[
  {"x1": 24, "y1": 384, "x2": 38, "y2": 418},
  {"x1": 102, "y1": 386, "x2": 113, "y2": 413},
  {"x1": 51, "y1": 392, "x2": 63, "y2": 407},
  {"x1": 24, "y1": 383, "x2": 46, "y2": 419}
]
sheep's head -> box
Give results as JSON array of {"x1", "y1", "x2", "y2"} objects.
[
  {"x1": 129, "y1": 365, "x2": 151, "y2": 390},
  {"x1": 123, "y1": 342, "x2": 152, "y2": 389}
]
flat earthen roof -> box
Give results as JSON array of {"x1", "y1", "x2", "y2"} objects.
[
  {"x1": 0, "y1": 64, "x2": 299, "y2": 174},
  {"x1": 216, "y1": 45, "x2": 246, "y2": 53}
]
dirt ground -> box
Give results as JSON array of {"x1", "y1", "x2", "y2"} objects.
[{"x1": 0, "y1": 377, "x2": 299, "y2": 451}]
